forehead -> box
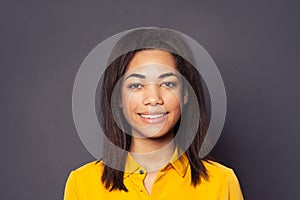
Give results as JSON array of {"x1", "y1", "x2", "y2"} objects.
[{"x1": 126, "y1": 49, "x2": 177, "y2": 72}]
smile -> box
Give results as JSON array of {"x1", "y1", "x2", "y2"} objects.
[
  {"x1": 140, "y1": 113, "x2": 166, "y2": 119},
  {"x1": 137, "y1": 112, "x2": 169, "y2": 124}
]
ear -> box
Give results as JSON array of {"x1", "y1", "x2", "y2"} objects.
[{"x1": 183, "y1": 88, "x2": 189, "y2": 105}]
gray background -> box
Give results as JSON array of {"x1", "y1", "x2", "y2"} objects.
[{"x1": 1, "y1": 0, "x2": 299, "y2": 199}]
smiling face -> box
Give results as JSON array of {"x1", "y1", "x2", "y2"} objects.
[{"x1": 120, "y1": 50, "x2": 188, "y2": 139}]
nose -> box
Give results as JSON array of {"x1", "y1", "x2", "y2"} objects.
[{"x1": 142, "y1": 83, "x2": 163, "y2": 106}]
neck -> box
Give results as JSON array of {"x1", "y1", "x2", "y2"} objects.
[{"x1": 129, "y1": 131, "x2": 175, "y2": 172}]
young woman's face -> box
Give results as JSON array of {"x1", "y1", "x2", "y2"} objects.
[{"x1": 120, "y1": 50, "x2": 187, "y2": 139}]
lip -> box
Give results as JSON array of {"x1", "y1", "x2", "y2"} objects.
[{"x1": 137, "y1": 112, "x2": 169, "y2": 124}]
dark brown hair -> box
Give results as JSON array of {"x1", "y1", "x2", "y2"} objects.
[{"x1": 97, "y1": 28, "x2": 210, "y2": 191}]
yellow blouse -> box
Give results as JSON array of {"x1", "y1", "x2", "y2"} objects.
[{"x1": 64, "y1": 152, "x2": 244, "y2": 200}]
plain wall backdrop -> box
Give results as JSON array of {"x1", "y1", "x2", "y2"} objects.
[{"x1": 1, "y1": 0, "x2": 299, "y2": 199}]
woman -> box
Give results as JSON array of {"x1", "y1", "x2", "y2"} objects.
[{"x1": 64, "y1": 28, "x2": 244, "y2": 199}]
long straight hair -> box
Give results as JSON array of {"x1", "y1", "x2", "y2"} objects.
[{"x1": 97, "y1": 28, "x2": 210, "y2": 191}]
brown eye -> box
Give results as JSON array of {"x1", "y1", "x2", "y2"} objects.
[
  {"x1": 161, "y1": 82, "x2": 176, "y2": 88},
  {"x1": 128, "y1": 83, "x2": 143, "y2": 90}
]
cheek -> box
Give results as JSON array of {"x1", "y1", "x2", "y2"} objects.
[
  {"x1": 164, "y1": 89, "x2": 183, "y2": 108},
  {"x1": 121, "y1": 92, "x2": 141, "y2": 114}
]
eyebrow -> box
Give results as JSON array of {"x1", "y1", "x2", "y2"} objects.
[
  {"x1": 158, "y1": 72, "x2": 178, "y2": 79},
  {"x1": 125, "y1": 73, "x2": 146, "y2": 80},
  {"x1": 125, "y1": 72, "x2": 178, "y2": 80}
]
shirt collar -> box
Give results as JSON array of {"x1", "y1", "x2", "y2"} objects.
[
  {"x1": 168, "y1": 148, "x2": 189, "y2": 177},
  {"x1": 124, "y1": 148, "x2": 189, "y2": 178}
]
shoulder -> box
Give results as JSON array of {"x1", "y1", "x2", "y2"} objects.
[
  {"x1": 72, "y1": 160, "x2": 103, "y2": 172},
  {"x1": 64, "y1": 161, "x2": 109, "y2": 199},
  {"x1": 201, "y1": 160, "x2": 241, "y2": 186},
  {"x1": 70, "y1": 160, "x2": 104, "y2": 178},
  {"x1": 65, "y1": 160, "x2": 106, "y2": 192},
  {"x1": 66, "y1": 160, "x2": 104, "y2": 187},
  {"x1": 201, "y1": 160, "x2": 244, "y2": 199},
  {"x1": 203, "y1": 160, "x2": 236, "y2": 175}
]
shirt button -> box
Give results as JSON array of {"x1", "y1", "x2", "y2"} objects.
[{"x1": 139, "y1": 170, "x2": 144, "y2": 175}]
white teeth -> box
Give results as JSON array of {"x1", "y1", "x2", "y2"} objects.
[{"x1": 140, "y1": 114, "x2": 165, "y2": 119}]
